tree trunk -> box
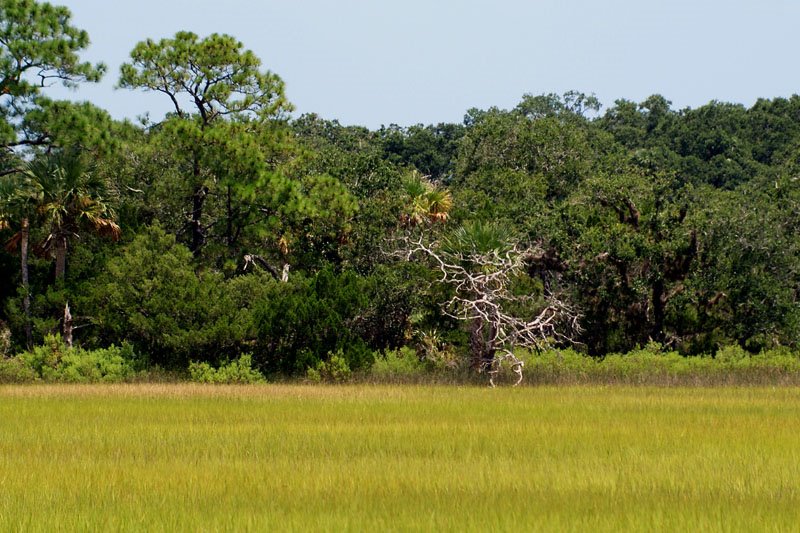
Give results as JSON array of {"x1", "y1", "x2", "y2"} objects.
[
  {"x1": 470, "y1": 317, "x2": 496, "y2": 369},
  {"x1": 20, "y1": 217, "x2": 32, "y2": 348},
  {"x1": 226, "y1": 184, "x2": 233, "y2": 249},
  {"x1": 486, "y1": 321, "x2": 497, "y2": 360},
  {"x1": 54, "y1": 234, "x2": 67, "y2": 282},
  {"x1": 470, "y1": 316, "x2": 499, "y2": 372},
  {"x1": 63, "y1": 302, "x2": 73, "y2": 348},
  {"x1": 651, "y1": 278, "x2": 666, "y2": 343},
  {"x1": 190, "y1": 186, "x2": 206, "y2": 256},
  {"x1": 469, "y1": 317, "x2": 482, "y2": 368},
  {"x1": 189, "y1": 150, "x2": 206, "y2": 257}
]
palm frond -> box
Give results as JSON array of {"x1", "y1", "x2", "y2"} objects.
[
  {"x1": 443, "y1": 220, "x2": 514, "y2": 255},
  {"x1": 4, "y1": 231, "x2": 21, "y2": 252},
  {"x1": 401, "y1": 171, "x2": 453, "y2": 227},
  {"x1": 23, "y1": 148, "x2": 120, "y2": 242},
  {"x1": 93, "y1": 218, "x2": 122, "y2": 240}
]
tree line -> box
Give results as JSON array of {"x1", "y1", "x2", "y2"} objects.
[{"x1": 2, "y1": 0, "x2": 800, "y2": 379}]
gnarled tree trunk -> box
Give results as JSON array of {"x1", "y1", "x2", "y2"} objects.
[{"x1": 63, "y1": 302, "x2": 73, "y2": 348}]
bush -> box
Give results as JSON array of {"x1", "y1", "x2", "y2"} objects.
[
  {"x1": 523, "y1": 348, "x2": 596, "y2": 383},
  {"x1": 56, "y1": 345, "x2": 138, "y2": 383},
  {"x1": 16, "y1": 334, "x2": 136, "y2": 382},
  {"x1": 306, "y1": 351, "x2": 352, "y2": 383},
  {"x1": 0, "y1": 320, "x2": 10, "y2": 357},
  {"x1": 83, "y1": 225, "x2": 274, "y2": 369},
  {"x1": 370, "y1": 346, "x2": 426, "y2": 378},
  {"x1": 414, "y1": 329, "x2": 459, "y2": 370},
  {"x1": 188, "y1": 354, "x2": 265, "y2": 384},
  {"x1": 254, "y1": 267, "x2": 377, "y2": 374},
  {"x1": 519, "y1": 343, "x2": 800, "y2": 385},
  {"x1": 715, "y1": 344, "x2": 749, "y2": 362},
  {"x1": 0, "y1": 356, "x2": 38, "y2": 383}
]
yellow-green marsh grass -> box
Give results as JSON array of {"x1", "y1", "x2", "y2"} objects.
[{"x1": 1, "y1": 384, "x2": 799, "y2": 531}]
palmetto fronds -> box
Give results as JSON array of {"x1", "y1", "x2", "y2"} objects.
[
  {"x1": 24, "y1": 148, "x2": 120, "y2": 243},
  {"x1": 443, "y1": 220, "x2": 513, "y2": 256},
  {"x1": 0, "y1": 171, "x2": 35, "y2": 249},
  {"x1": 20, "y1": 148, "x2": 120, "y2": 277},
  {"x1": 401, "y1": 171, "x2": 453, "y2": 227}
]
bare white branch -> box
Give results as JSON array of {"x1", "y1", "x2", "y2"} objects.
[{"x1": 392, "y1": 233, "x2": 581, "y2": 386}]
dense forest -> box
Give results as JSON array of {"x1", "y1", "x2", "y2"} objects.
[{"x1": 2, "y1": 0, "x2": 800, "y2": 381}]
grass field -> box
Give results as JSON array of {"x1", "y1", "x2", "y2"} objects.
[{"x1": 1, "y1": 384, "x2": 798, "y2": 531}]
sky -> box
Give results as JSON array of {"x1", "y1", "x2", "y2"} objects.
[{"x1": 50, "y1": 0, "x2": 800, "y2": 129}]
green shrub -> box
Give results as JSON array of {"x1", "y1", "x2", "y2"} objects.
[
  {"x1": 254, "y1": 267, "x2": 377, "y2": 374},
  {"x1": 16, "y1": 334, "x2": 136, "y2": 383},
  {"x1": 523, "y1": 348, "x2": 596, "y2": 383},
  {"x1": 83, "y1": 225, "x2": 275, "y2": 369},
  {"x1": 370, "y1": 346, "x2": 426, "y2": 378},
  {"x1": 516, "y1": 342, "x2": 800, "y2": 385},
  {"x1": 17, "y1": 334, "x2": 64, "y2": 377},
  {"x1": 306, "y1": 351, "x2": 352, "y2": 383},
  {"x1": 0, "y1": 320, "x2": 10, "y2": 357},
  {"x1": 414, "y1": 329, "x2": 458, "y2": 370},
  {"x1": 0, "y1": 356, "x2": 38, "y2": 383},
  {"x1": 188, "y1": 354, "x2": 265, "y2": 384},
  {"x1": 715, "y1": 344, "x2": 749, "y2": 362},
  {"x1": 56, "y1": 345, "x2": 137, "y2": 383}
]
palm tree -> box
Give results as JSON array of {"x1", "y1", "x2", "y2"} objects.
[
  {"x1": 401, "y1": 171, "x2": 453, "y2": 227},
  {"x1": 23, "y1": 149, "x2": 120, "y2": 281},
  {"x1": 0, "y1": 172, "x2": 35, "y2": 347},
  {"x1": 443, "y1": 220, "x2": 513, "y2": 257}
]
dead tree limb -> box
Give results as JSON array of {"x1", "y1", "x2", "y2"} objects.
[
  {"x1": 393, "y1": 234, "x2": 581, "y2": 386},
  {"x1": 242, "y1": 254, "x2": 289, "y2": 282}
]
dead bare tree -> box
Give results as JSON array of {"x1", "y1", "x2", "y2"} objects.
[
  {"x1": 242, "y1": 254, "x2": 290, "y2": 282},
  {"x1": 395, "y1": 234, "x2": 580, "y2": 386}
]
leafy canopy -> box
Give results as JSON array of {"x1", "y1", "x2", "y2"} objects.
[
  {"x1": 118, "y1": 31, "x2": 291, "y2": 124},
  {"x1": 0, "y1": 0, "x2": 105, "y2": 149}
]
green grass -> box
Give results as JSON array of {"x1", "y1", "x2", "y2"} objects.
[{"x1": 1, "y1": 384, "x2": 799, "y2": 531}]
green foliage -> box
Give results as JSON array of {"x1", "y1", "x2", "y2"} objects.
[
  {"x1": 414, "y1": 330, "x2": 459, "y2": 370},
  {"x1": 0, "y1": 0, "x2": 105, "y2": 150},
  {"x1": 521, "y1": 344, "x2": 800, "y2": 385},
  {"x1": 83, "y1": 225, "x2": 272, "y2": 368},
  {"x1": 0, "y1": 355, "x2": 38, "y2": 383},
  {"x1": 443, "y1": 220, "x2": 513, "y2": 256},
  {"x1": 285, "y1": 174, "x2": 359, "y2": 269},
  {"x1": 23, "y1": 148, "x2": 120, "y2": 277},
  {"x1": 399, "y1": 170, "x2": 453, "y2": 228},
  {"x1": 15, "y1": 334, "x2": 136, "y2": 382},
  {"x1": 370, "y1": 346, "x2": 426, "y2": 379},
  {"x1": 456, "y1": 104, "x2": 593, "y2": 201},
  {"x1": 119, "y1": 31, "x2": 290, "y2": 122},
  {"x1": 289, "y1": 114, "x2": 408, "y2": 272},
  {"x1": 379, "y1": 123, "x2": 465, "y2": 180},
  {"x1": 305, "y1": 350, "x2": 352, "y2": 383},
  {"x1": 4, "y1": 8, "x2": 800, "y2": 375},
  {"x1": 21, "y1": 99, "x2": 118, "y2": 153},
  {"x1": 119, "y1": 31, "x2": 297, "y2": 258},
  {"x1": 188, "y1": 353, "x2": 265, "y2": 384},
  {"x1": 515, "y1": 90, "x2": 601, "y2": 121},
  {"x1": 85, "y1": 225, "x2": 408, "y2": 374},
  {"x1": 253, "y1": 267, "x2": 378, "y2": 374},
  {"x1": 53, "y1": 345, "x2": 137, "y2": 383}
]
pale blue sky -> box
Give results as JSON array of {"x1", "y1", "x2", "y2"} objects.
[{"x1": 52, "y1": 0, "x2": 800, "y2": 128}]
